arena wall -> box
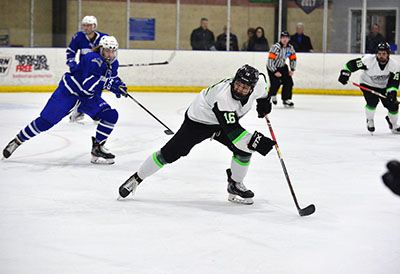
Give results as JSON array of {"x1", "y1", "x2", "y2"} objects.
[{"x1": 0, "y1": 47, "x2": 399, "y2": 96}]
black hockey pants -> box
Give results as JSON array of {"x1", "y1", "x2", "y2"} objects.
[
  {"x1": 361, "y1": 83, "x2": 399, "y2": 113},
  {"x1": 267, "y1": 64, "x2": 294, "y2": 101},
  {"x1": 160, "y1": 113, "x2": 251, "y2": 164}
]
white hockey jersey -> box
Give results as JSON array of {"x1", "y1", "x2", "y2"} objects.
[
  {"x1": 187, "y1": 77, "x2": 268, "y2": 125},
  {"x1": 359, "y1": 54, "x2": 400, "y2": 89},
  {"x1": 187, "y1": 76, "x2": 268, "y2": 154}
]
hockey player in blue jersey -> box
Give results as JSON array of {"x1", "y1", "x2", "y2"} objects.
[
  {"x1": 67, "y1": 15, "x2": 108, "y2": 122},
  {"x1": 2, "y1": 36, "x2": 127, "y2": 165},
  {"x1": 66, "y1": 15, "x2": 108, "y2": 71}
]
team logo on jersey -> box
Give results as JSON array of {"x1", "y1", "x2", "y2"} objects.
[
  {"x1": 371, "y1": 75, "x2": 389, "y2": 82},
  {"x1": 92, "y1": 58, "x2": 103, "y2": 67},
  {"x1": 0, "y1": 56, "x2": 12, "y2": 76}
]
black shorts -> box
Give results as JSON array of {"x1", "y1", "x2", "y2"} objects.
[
  {"x1": 160, "y1": 113, "x2": 251, "y2": 164},
  {"x1": 361, "y1": 83, "x2": 398, "y2": 113}
]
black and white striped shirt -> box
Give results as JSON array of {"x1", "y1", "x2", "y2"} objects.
[{"x1": 267, "y1": 42, "x2": 297, "y2": 72}]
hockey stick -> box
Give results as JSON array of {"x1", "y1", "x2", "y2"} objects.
[
  {"x1": 350, "y1": 81, "x2": 387, "y2": 99},
  {"x1": 125, "y1": 92, "x2": 174, "y2": 135},
  {"x1": 119, "y1": 61, "x2": 168, "y2": 68},
  {"x1": 265, "y1": 115, "x2": 315, "y2": 216},
  {"x1": 120, "y1": 51, "x2": 176, "y2": 68}
]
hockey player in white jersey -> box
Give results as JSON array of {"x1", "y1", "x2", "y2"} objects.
[
  {"x1": 338, "y1": 42, "x2": 400, "y2": 134},
  {"x1": 119, "y1": 65, "x2": 276, "y2": 205}
]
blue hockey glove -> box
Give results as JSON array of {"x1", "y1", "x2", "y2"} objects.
[{"x1": 109, "y1": 78, "x2": 128, "y2": 98}]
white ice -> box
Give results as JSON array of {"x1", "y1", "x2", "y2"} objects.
[{"x1": 0, "y1": 92, "x2": 399, "y2": 274}]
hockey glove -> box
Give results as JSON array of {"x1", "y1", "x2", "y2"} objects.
[
  {"x1": 248, "y1": 131, "x2": 276, "y2": 156},
  {"x1": 338, "y1": 69, "x2": 351, "y2": 85},
  {"x1": 382, "y1": 160, "x2": 400, "y2": 196},
  {"x1": 109, "y1": 78, "x2": 128, "y2": 98},
  {"x1": 256, "y1": 97, "x2": 272, "y2": 118},
  {"x1": 67, "y1": 60, "x2": 77, "y2": 72},
  {"x1": 386, "y1": 89, "x2": 398, "y2": 104}
]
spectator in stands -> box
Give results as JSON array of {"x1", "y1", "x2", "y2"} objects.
[
  {"x1": 247, "y1": 27, "x2": 269, "y2": 52},
  {"x1": 366, "y1": 24, "x2": 386, "y2": 53},
  {"x1": 190, "y1": 18, "x2": 216, "y2": 50},
  {"x1": 216, "y1": 26, "x2": 239, "y2": 51},
  {"x1": 290, "y1": 22, "x2": 313, "y2": 52},
  {"x1": 241, "y1": 28, "x2": 255, "y2": 51}
]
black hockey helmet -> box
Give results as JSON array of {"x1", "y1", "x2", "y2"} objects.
[
  {"x1": 376, "y1": 42, "x2": 390, "y2": 54},
  {"x1": 231, "y1": 64, "x2": 259, "y2": 100},
  {"x1": 280, "y1": 31, "x2": 290, "y2": 38}
]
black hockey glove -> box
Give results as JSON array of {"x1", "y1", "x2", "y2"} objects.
[
  {"x1": 338, "y1": 69, "x2": 351, "y2": 85},
  {"x1": 386, "y1": 89, "x2": 398, "y2": 104},
  {"x1": 256, "y1": 97, "x2": 272, "y2": 118},
  {"x1": 109, "y1": 78, "x2": 128, "y2": 98},
  {"x1": 248, "y1": 131, "x2": 276, "y2": 156},
  {"x1": 382, "y1": 160, "x2": 400, "y2": 196}
]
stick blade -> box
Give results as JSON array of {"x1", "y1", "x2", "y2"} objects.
[
  {"x1": 164, "y1": 129, "x2": 174, "y2": 135},
  {"x1": 299, "y1": 204, "x2": 316, "y2": 216}
]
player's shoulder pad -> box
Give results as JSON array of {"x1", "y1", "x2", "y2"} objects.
[{"x1": 97, "y1": 31, "x2": 109, "y2": 37}]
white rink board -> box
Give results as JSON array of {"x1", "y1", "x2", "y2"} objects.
[
  {"x1": 0, "y1": 92, "x2": 400, "y2": 274},
  {"x1": 1, "y1": 47, "x2": 399, "y2": 89}
]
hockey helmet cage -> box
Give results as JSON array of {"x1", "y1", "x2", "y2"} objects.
[
  {"x1": 99, "y1": 36, "x2": 119, "y2": 64},
  {"x1": 82, "y1": 16, "x2": 97, "y2": 34},
  {"x1": 231, "y1": 64, "x2": 259, "y2": 100},
  {"x1": 376, "y1": 42, "x2": 391, "y2": 54}
]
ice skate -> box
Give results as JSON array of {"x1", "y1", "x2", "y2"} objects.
[
  {"x1": 283, "y1": 99, "x2": 294, "y2": 108},
  {"x1": 2, "y1": 137, "x2": 22, "y2": 159},
  {"x1": 366, "y1": 119, "x2": 375, "y2": 134},
  {"x1": 69, "y1": 108, "x2": 84, "y2": 123},
  {"x1": 226, "y1": 169, "x2": 254, "y2": 205},
  {"x1": 271, "y1": 95, "x2": 277, "y2": 105},
  {"x1": 91, "y1": 137, "x2": 115, "y2": 164},
  {"x1": 118, "y1": 172, "x2": 142, "y2": 199},
  {"x1": 385, "y1": 116, "x2": 400, "y2": 134}
]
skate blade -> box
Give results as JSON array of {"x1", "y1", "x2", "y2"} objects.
[
  {"x1": 228, "y1": 194, "x2": 253, "y2": 205},
  {"x1": 91, "y1": 156, "x2": 115, "y2": 165},
  {"x1": 283, "y1": 105, "x2": 294, "y2": 108}
]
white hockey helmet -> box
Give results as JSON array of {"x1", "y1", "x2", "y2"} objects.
[
  {"x1": 99, "y1": 36, "x2": 119, "y2": 64},
  {"x1": 81, "y1": 16, "x2": 97, "y2": 35}
]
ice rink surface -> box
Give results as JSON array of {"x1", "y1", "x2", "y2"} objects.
[{"x1": 0, "y1": 92, "x2": 399, "y2": 274}]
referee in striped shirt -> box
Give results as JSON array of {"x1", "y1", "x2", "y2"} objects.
[{"x1": 267, "y1": 31, "x2": 297, "y2": 108}]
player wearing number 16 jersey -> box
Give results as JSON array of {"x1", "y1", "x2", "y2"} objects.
[{"x1": 118, "y1": 65, "x2": 276, "y2": 205}]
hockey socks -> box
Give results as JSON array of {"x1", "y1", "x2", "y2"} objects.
[
  {"x1": 17, "y1": 116, "x2": 53, "y2": 142},
  {"x1": 228, "y1": 154, "x2": 254, "y2": 205},
  {"x1": 365, "y1": 105, "x2": 376, "y2": 133},
  {"x1": 137, "y1": 150, "x2": 167, "y2": 179},
  {"x1": 95, "y1": 108, "x2": 118, "y2": 143},
  {"x1": 118, "y1": 150, "x2": 166, "y2": 199}
]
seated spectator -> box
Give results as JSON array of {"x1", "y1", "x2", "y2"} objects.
[
  {"x1": 241, "y1": 27, "x2": 255, "y2": 51},
  {"x1": 366, "y1": 24, "x2": 386, "y2": 53},
  {"x1": 290, "y1": 22, "x2": 313, "y2": 52},
  {"x1": 216, "y1": 26, "x2": 239, "y2": 51},
  {"x1": 247, "y1": 27, "x2": 269, "y2": 52},
  {"x1": 190, "y1": 18, "x2": 216, "y2": 50}
]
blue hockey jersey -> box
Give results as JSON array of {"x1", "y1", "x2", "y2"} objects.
[
  {"x1": 66, "y1": 31, "x2": 108, "y2": 64},
  {"x1": 60, "y1": 51, "x2": 119, "y2": 98}
]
